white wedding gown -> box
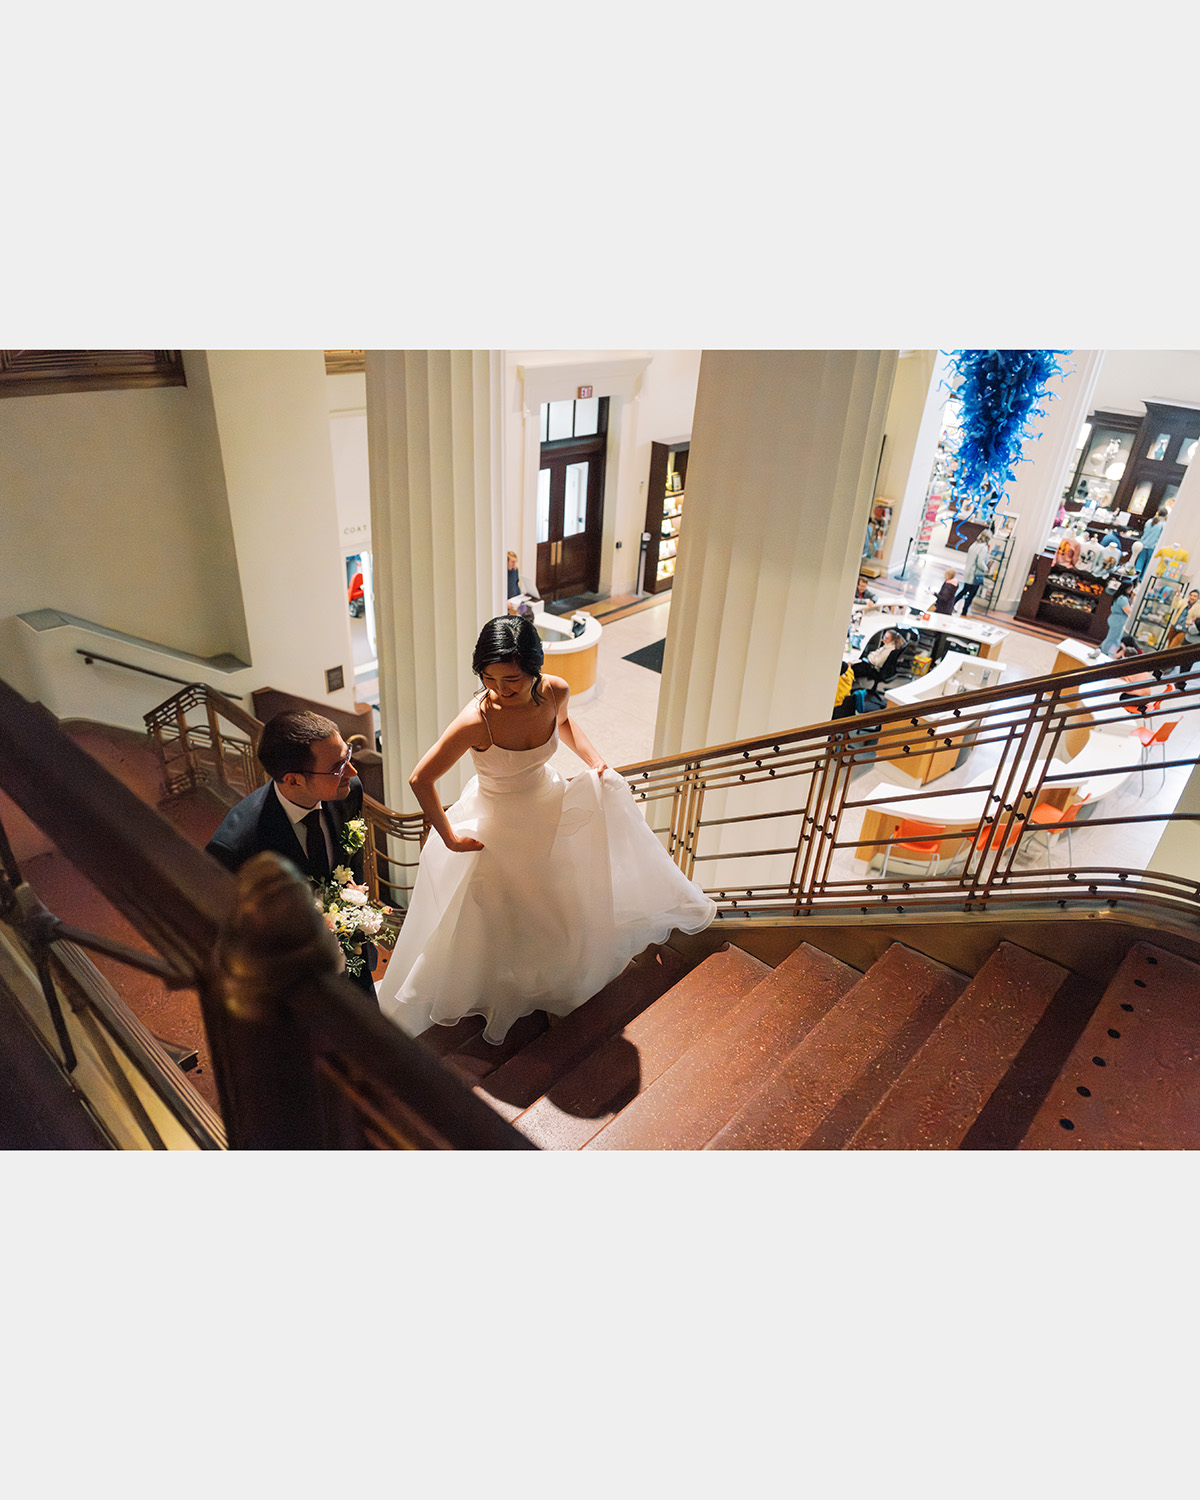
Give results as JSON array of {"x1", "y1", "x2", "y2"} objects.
[{"x1": 377, "y1": 723, "x2": 717, "y2": 1044}]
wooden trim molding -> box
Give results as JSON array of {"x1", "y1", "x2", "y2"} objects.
[
  {"x1": 0, "y1": 350, "x2": 186, "y2": 399},
  {"x1": 325, "y1": 350, "x2": 365, "y2": 375}
]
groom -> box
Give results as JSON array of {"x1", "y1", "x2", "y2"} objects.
[{"x1": 205, "y1": 708, "x2": 378, "y2": 997}]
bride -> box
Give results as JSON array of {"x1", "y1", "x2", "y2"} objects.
[{"x1": 376, "y1": 615, "x2": 716, "y2": 1043}]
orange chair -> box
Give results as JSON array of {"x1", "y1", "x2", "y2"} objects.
[
  {"x1": 880, "y1": 819, "x2": 946, "y2": 878},
  {"x1": 1131, "y1": 715, "x2": 1181, "y2": 793},
  {"x1": 972, "y1": 815, "x2": 1023, "y2": 858},
  {"x1": 1022, "y1": 795, "x2": 1089, "y2": 866}
]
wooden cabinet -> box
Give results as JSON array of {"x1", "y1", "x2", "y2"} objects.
[
  {"x1": 1063, "y1": 402, "x2": 1200, "y2": 558},
  {"x1": 643, "y1": 438, "x2": 689, "y2": 594}
]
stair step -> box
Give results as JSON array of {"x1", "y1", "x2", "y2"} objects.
[
  {"x1": 440, "y1": 1010, "x2": 549, "y2": 1083},
  {"x1": 583, "y1": 942, "x2": 862, "y2": 1151},
  {"x1": 475, "y1": 945, "x2": 687, "y2": 1122},
  {"x1": 1020, "y1": 942, "x2": 1200, "y2": 1149},
  {"x1": 845, "y1": 942, "x2": 1071, "y2": 1150},
  {"x1": 705, "y1": 944, "x2": 967, "y2": 1151},
  {"x1": 418, "y1": 1015, "x2": 487, "y2": 1058},
  {"x1": 515, "y1": 944, "x2": 772, "y2": 1150}
]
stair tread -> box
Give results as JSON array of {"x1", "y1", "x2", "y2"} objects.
[
  {"x1": 846, "y1": 942, "x2": 1071, "y2": 1150},
  {"x1": 705, "y1": 944, "x2": 968, "y2": 1151},
  {"x1": 515, "y1": 944, "x2": 772, "y2": 1150},
  {"x1": 475, "y1": 945, "x2": 687, "y2": 1121},
  {"x1": 582, "y1": 942, "x2": 863, "y2": 1151},
  {"x1": 441, "y1": 1010, "x2": 549, "y2": 1081},
  {"x1": 1020, "y1": 941, "x2": 1200, "y2": 1150}
]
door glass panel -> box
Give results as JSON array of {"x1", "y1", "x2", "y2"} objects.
[
  {"x1": 1129, "y1": 481, "x2": 1153, "y2": 515},
  {"x1": 547, "y1": 400, "x2": 574, "y2": 441},
  {"x1": 1147, "y1": 432, "x2": 1171, "y2": 462},
  {"x1": 573, "y1": 397, "x2": 599, "y2": 436},
  {"x1": 537, "y1": 467, "x2": 551, "y2": 543},
  {"x1": 563, "y1": 462, "x2": 588, "y2": 537},
  {"x1": 539, "y1": 403, "x2": 549, "y2": 442},
  {"x1": 1180, "y1": 439, "x2": 1197, "y2": 467},
  {"x1": 1164, "y1": 484, "x2": 1180, "y2": 507}
]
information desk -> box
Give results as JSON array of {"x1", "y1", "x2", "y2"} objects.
[
  {"x1": 526, "y1": 607, "x2": 603, "y2": 696},
  {"x1": 850, "y1": 609, "x2": 1008, "y2": 664},
  {"x1": 880, "y1": 652, "x2": 1009, "y2": 785},
  {"x1": 1051, "y1": 636, "x2": 1110, "y2": 676}
]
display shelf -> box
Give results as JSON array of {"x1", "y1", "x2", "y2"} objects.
[
  {"x1": 642, "y1": 438, "x2": 689, "y2": 595},
  {"x1": 1130, "y1": 573, "x2": 1189, "y2": 651},
  {"x1": 1016, "y1": 550, "x2": 1124, "y2": 644}
]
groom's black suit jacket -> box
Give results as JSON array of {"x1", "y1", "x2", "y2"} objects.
[{"x1": 205, "y1": 777, "x2": 377, "y2": 995}]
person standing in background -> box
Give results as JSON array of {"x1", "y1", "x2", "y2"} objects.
[
  {"x1": 1100, "y1": 581, "x2": 1135, "y2": 655},
  {"x1": 506, "y1": 550, "x2": 540, "y2": 602},
  {"x1": 933, "y1": 569, "x2": 958, "y2": 615},
  {"x1": 953, "y1": 530, "x2": 992, "y2": 615},
  {"x1": 1133, "y1": 510, "x2": 1168, "y2": 579}
]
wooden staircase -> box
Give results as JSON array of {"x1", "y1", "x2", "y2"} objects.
[{"x1": 412, "y1": 933, "x2": 1200, "y2": 1150}]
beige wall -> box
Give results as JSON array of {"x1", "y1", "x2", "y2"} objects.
[
  {"x1": 1091, "y1": 351, "x2": 1200, "y2": 416},
  {"x1": 0, "y1": 349, "x2": 249, "y2": 661},
  {"x1": 205, "y1": 350, "x2": 358, "y2": 713}
]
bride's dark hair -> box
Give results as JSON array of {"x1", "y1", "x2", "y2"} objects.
[{"x1": 472, "y1": 615, "x2": 546, "y2": 704}]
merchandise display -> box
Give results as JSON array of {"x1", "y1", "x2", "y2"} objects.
[
  {"x1": 1130, "y1": 572, "x2": 1190, "y2": 651},
  {"x1": 643, "y1": 438, "x2": 689, "y2": 594}
]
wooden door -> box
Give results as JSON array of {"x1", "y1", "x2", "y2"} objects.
[{"x1": 536, "y1": 444, "x2": 604, "y2": 601}]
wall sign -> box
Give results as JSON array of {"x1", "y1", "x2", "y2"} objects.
[{"x1": 577, "y1": 386, "x2": 593, "y2": 399}]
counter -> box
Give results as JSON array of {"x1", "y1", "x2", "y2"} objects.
[{"x1": 530, "y1": 608, "x2": 602, "y2": 697}]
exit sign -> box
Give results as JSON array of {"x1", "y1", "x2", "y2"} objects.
[{"x1": 578, "y1": 385, "x2": 593, "y2": 399}]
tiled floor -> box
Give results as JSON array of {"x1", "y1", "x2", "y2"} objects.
[{"x1": 548, "y1": 566, "x2": 1196, "y2": 881}]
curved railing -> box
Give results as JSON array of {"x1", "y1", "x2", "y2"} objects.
[{"x1": 617, "y1": 643, "x2": 1200, "y2": 923}]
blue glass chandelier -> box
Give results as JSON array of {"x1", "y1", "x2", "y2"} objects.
[{"x1": 945, "y1": 350, "x2": 1073, "y2": 519}]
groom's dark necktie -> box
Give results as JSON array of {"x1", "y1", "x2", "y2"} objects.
[{"x1": 302, "y1": 809, "x2": 331, "y2": 879}]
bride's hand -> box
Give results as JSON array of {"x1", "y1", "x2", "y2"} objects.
[
  {"x1": 442, "y1": 830, "x2": 484, "y2": 853},
  {"x1": 592, "y1": 760, "x2": 608, "y2": 776}
]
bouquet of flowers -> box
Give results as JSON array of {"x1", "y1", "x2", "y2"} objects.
[{"x1": 311, "y1": 819, "x2": 401, "y2": 979}]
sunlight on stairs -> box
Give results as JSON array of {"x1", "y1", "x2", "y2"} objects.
[{"x1": 415, "y1": 935, "x2": 1200, "y2": 1150}]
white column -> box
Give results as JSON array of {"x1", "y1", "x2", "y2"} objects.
[
  {"x1": 366, "y1": 351, "x2": 504, "y2": 811},
  {"x1": 994, "y1": 351, "x2": 1105, "y2": 614},
  {"x1": 890, "y1": 349, "x2": 954, "y2": 577},
  {"x1": 1141, "y1": 438, "x2": 1200, "y2": 879},
  {"x1": 654, "y1": 350, "x2": 897, "y2": 759}
]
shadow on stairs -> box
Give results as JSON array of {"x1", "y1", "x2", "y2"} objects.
[{"x1": 413, "y1": 932, "x2": 1200, "y2": 1150}]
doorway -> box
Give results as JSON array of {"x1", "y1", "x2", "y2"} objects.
[{"x1": 536, "y1": 397, "x2": 608, "y2": 602}]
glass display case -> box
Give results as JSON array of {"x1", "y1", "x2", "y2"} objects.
[
  {"x1": 1064, "y1": 412, "x2": 1141, "y2": 514},
  {"x1": 1130, "y1": 574, "x2": 1189, "y2": 651}
]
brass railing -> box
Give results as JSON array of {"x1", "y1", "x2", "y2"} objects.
[
  {"x1": 0, "y1": 678, "x2": 533, "y2": 1150},
  {"x1": 618, "y1": 644, "x2": 1200, "y2": 921},
  {"x1": 144, "y1": 682, "x2": 263, "y2": 800}
]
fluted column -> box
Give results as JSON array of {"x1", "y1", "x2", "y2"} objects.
[
  {"x1": 1142, "y1": 449, "x2": 1200, "y2": 880},
  {"x1": 367, "y1": 351, "x2": 504, "y2": 810},
  {"x1": 993, "y1": 352, "x2": 1104, "y2": 614},
  {"x1": 654, "y1": 350, "x2": 897, "y2": 759}
]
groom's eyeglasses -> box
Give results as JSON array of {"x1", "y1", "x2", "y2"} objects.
[{"x1": 305, "y1": 756, "x2": 355, "y2": 781}]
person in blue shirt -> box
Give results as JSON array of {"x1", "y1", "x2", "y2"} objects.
[
  {"x1": 1133, "y1": 510, "x2": 1168, "y2": 578},
  {"x1": 1100, "y1": 581, "x2": 1134, "y2": 655}
]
